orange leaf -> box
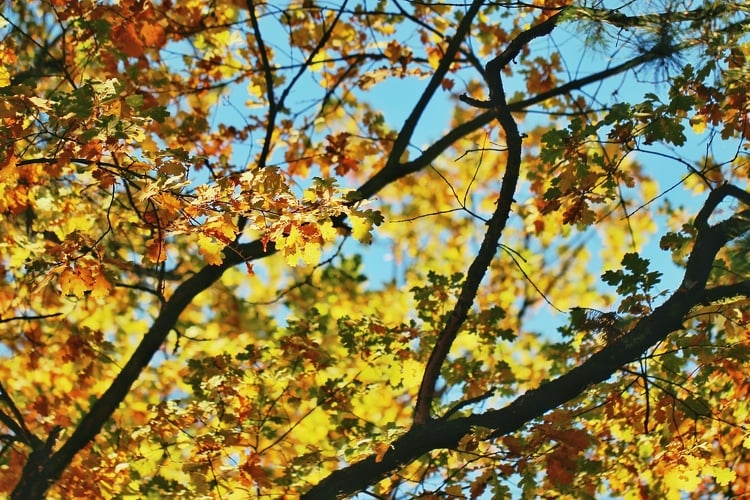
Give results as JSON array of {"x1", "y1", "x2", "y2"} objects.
[
  {"x1": 240, "y1": 454, "x2": 272, "y2": 489},
  {"x1": 60, "y1": 267, "x2": 89, "y2": 298},
  {"x1": 145, "y1": 237, "x2": 166, "y2": 263},
  {"x1": 384, "y1": 40, "x2": 403, "y2": 64},
  {"x1": 112, "y1": 23, "x2": 145, "y2": 58},
  {"x1": 441, "y1": 78, "x2": 454, "y2": 91},
  {"x1": 90, "y1": 270, "x2": 112, "y2": 299},
  {"x1": 140, "y1": 22, "x2": 166, "y2": 49}
]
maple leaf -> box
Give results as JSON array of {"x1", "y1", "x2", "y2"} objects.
[
  {"x1": 144, "y1": 237, "x2": 166, "y2": 263},
  {"x1": 4, "y1": 2, "x2": 750, "y2": 499},
  {"x1": 197, "y1": 234, "x2": 225, "y2": 266},
  {"x1": 712, "y1": 466, "x2": 736, "y2": 486},
  {"x1": 112, "y1": 23, "x2": 145, "y2": 58},
  {"x1": 239, "y1": 454, "x2": 272, "y2": 488},
  {"x1": 90, "y1": 271, "x2": 112, "y2": 299},
  {"x1": 59, "y1": 266, "x2": 89, "y2": 298},
  {"x1": 350, "y1": 208, "x2": 384, "y2": 244},
  {"x1": 140, "y1": 22, "x2": 167, "y2": 49}
]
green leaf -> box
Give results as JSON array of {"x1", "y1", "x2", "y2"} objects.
[
  {"x1": 601, "y1": 269, "x2": 623, "y2": 286},
  {"x1": 125, "y1": 94, "x2": 145, "y2": 109},
  {"x1": 621, "y1": 252, "x2": 649, "y2": 275},
  {"x1": 682, "y1": 396, "x2": 711, "y2": 419},
  {"x1": 144, "y1": 105, "x2": 170, "y2": 122}
]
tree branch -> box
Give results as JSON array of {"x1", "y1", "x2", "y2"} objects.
[
  {"x1": 413, "y1": 7, "x2": 564, "y2": 426},
  {"x1": 10, "y1": 240, "x2": 274, "y2": 499},
  {"x1": 385, "y1": 0, "x2": 484, "y2": 171},
  {"x1": 698, "y1": 280, "x2": 750, "y2": 305},
  {"x1": 0, "y1": 382, "x2": 41, "y2": 449},
  {"x1": 10, "y1": 4, "x2": 745, "y2": 498},
  {"x1": 246, "y1": 0, "x2": 277, "y2": 170},
  {"x1": 358, "y1": 12, "x2": 702, "y2": 201},
  {"x1": 275, "y1": 1, "x2": 349, "y2": 111},
  {"x1": 302, "y1": 184, "x2": 750, "y2": 499}
]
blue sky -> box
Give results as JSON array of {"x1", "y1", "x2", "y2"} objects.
[{"x1": 180, "y1": 1, "x2": 743, "y2": 340}]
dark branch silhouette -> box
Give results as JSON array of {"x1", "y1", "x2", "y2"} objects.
[
  {"x1": 302, "y1": 184, "x2": 750, "y2": 499},
  {"x1": 7, "y1": 2, "x2": 749, "y2": 498}
]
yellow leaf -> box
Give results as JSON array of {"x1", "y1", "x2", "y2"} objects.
[
  {"x1": 58, "y1": 213, "x2": 95, "y2": 238},
  {"x1": 204, "y1": 214, "x2": 237, "y2": 242},
  {"x1": 311, "y1": 48, "x2": 328, "y2": 67},
  {"x1": 197, "y1": 234, "x2": 225, "y2": 266},
  {"x1": 610, "y1": 423, "x2": 634, "y2": 442},
  {"x1": 383, "y1": 357, "x2": 403, "y2": 387},
  {"x1": 350, "y1": 209, "x2": 383, "y2": 244},
  {"x1": 60, "y1": 267, "x2": 88, "y2": 298},
  {"x1": 400, "y1": 358, "x2": 423, "y2": 390},
  {"x1": 282, "y1": 224, "x2": 303, "y2": 250},
  {"x1": 663, "y1": 459, "x2": 703, "y2": 497},
  {"x1": 90, "y1": 271, "x2": 112, "y2": 299},
  {"x1": 300, "y1": 241, "x2": 322, "y2": 265},
  {"x1": 713, "y1": 465, "x2": 736, "y2": 486},
  {"x1": 319, "y1": 220, "x2": 339, "y2": 242},
  {"x1": 350, "y1": 217, "x2": 373, "y2": 243},
  {"x1": 0, "y1": 64, "x2": 9, "y2": 87},
  {"x1": 376, "y1": 23, "x2": 395, "y2": 35},
  {"x1": 283, "y1": 239, "x2": 321, "y2": 267},
  {"x1": 690, "y1": 115, "x2": 706, "y2": 134},
  {"x1": 427, "y1": 46, "x2": 442, "y2": 69}
]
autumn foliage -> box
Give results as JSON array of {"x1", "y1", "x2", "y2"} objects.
[{"x1": 1, "y1": 0, "x2": 750, "y2": 498}]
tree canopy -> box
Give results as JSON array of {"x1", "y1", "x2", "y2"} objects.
[{"x1": 1, "y1": 0, "x2": 750, "y2": 498}]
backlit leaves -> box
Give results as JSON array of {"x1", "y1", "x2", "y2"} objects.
[
  {"x1": 1, "y1": 1, "x2": 750, "y2": 499},
  {"x1": 602, "y1": 252, "x2": 662, "y2": 314}
]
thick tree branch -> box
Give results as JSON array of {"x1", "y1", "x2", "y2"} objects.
[
  {"x1": 0, "y1": 383, "x2": 41, "y2": 449},
  {"x1": 385, "y1": 0, "x2": 484, "y2": 171},
  {"x1": 246, "y1": 0, "x2": 277, "y2": 170},
  {"x1": 413, "y1": 8, "x2": 563, "y2": 426},
  {"x1": 10, "y1": 240, "x2": 274, "y2": 499},
  {"x1": 699, "y1": 280, "x2": 750, "y2": 305},
  {"x1": 357, "y1": 14, "x2": 707, "y2": 201},
  {"x1": 302, "y1": 184, "x2": 750, "y2": 499},
  {"x1": 10, "y1": 4, "x2": 746, "y2": 498}
]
